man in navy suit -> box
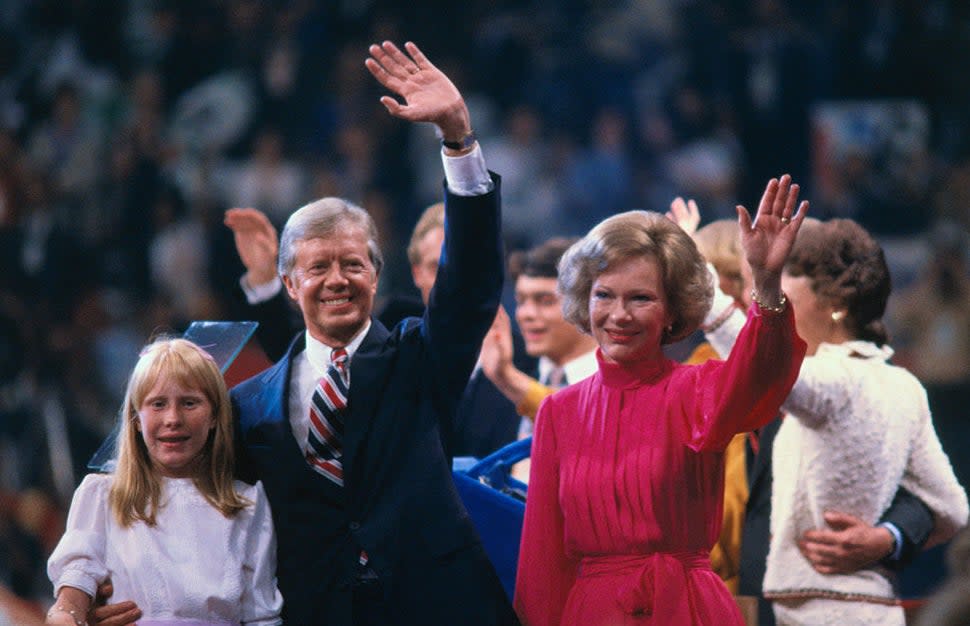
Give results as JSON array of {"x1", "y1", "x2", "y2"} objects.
[
  {"x1": 226, "y1": 199, "x2": 535, "y2": 461},
  {"x1": 231, "y1": 41, "x2": 516, "y2": 625}
]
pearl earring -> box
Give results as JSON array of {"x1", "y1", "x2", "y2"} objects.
[{"x1": 831, "y1": 311, "x2": 845, "y2": 322}]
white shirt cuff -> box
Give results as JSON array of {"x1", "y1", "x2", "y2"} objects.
[
  {"x1": 879, "y1": 521, "x2": 904, "y2": 561},
  {"x1": 441, "y1": 143, "x2": 492, "y2": 196},
  {"x1": 240, "y1": 274, "x2": 283, "y2": 305}
]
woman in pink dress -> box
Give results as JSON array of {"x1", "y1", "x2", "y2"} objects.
[{"x1": 514, "y1": 175, "x2": 809, "y2": 625}]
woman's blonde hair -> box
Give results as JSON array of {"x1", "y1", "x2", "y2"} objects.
[
  {"x1": 109, "y1": 337, "x2": 249, "y2": 527},
  {"x1": 558, "y1": 210, "x2": 713, "y2": 344}
]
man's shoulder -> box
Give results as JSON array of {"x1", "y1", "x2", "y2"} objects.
[{"x1": 231, "y1": 351, "x2": 290, "y2": 400}]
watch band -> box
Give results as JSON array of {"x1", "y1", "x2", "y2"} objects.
[{"x1": 441, "y1": 130, "x2": 477, "y2": 151}]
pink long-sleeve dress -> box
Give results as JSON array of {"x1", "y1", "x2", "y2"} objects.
[{"x1": 514, "y1": 304, "x2": 805, "y2": 625}]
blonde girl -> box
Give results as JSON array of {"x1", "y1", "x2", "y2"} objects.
[{"x1": 46, "y1": 338, "x2": 282, "y2": 626}]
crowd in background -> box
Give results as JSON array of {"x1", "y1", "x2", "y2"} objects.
[{"x1": 1, "y1": 0, "x2": 969, "y2": 616}]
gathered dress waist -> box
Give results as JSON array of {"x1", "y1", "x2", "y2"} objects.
[{"x1": 577, "y1": 550, "x2": 711, "y2": 617}]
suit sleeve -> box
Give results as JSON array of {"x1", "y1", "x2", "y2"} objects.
[
  {"x1": 687, "y1": 303, "x2": 806, "y2": 452},
  {"x1": 423, "y1": 174, "x2": 504, "y2": 436},
  {"x1": 878, "y1": 486, "x2": 934, "y2": 569},
  {"x1": 516, "y1": 379, "x2": 555, "y2": 420}
]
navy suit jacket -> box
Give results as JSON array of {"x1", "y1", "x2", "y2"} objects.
[{"x1": 231, "y1": 177, "x2": 517, "y2": 625}]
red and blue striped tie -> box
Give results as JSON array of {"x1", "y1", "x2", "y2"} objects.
[{"x1": 306, "y1": 347, "x2": 349, "y2": 485}]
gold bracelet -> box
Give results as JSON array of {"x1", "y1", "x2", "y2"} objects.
[
  {"x1": 750, "y1": 289, "x2": 787, "y2": 314},
  {"x1": 47, "y1": 604, "x2": 87, "y2": 626}
]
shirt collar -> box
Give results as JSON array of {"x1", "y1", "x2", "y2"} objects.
[
  {"x1": 538, "y1": 349, "x2": 601, "y2": 386},
  {"x1": 816, "y1": 339, "x2": 894, "y2": 361},
  {"x1": 304, "y1": 319, "x2": 372, "y2": 375}
]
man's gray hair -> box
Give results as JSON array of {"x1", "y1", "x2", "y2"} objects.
[{"x1": 278, "y1": 197, "x2": 384, "y2": 277}]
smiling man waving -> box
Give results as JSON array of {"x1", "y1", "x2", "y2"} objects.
[{"x1": 229, "y1": 40, "x2": 516, "y2": 626}]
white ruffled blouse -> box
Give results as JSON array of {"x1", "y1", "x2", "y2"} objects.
[{"x1": 48, "y1": 474, "x2": 283, "y2": 626}]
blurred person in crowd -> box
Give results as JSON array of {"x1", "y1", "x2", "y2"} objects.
[
  {"x1": 24, "y1": 81, "x2": 103, "y2": 242},
  {"x1": 562, "y1": 106, "x2": 634, "y2": 235},
  {"x1": 704, "y1": 217, "x2": 968, "y2": 625},
  {"x1": 115, "y1": 69, "x2": 171, "y2": 168},
  {"x1": 485, "y1": 105, "x2": 564, "y2": 250},
  {"x1": 478, "y1": 237, "x2": 598, "y2": 481},
  {"x1": 147, "y1": 184, "x2": 213, "y2": 325},
  {"x1": 891, "y1": 226, "x2": 970, "y2": 422},
  {"x1": 46, "y1": 338, "x2": 282, "y2": 626},
  {"x1": 515, "y1": 175, "x2": 808, "y2": 625},
  {"x1": 189, "y1": 41, "x2": 514, "y2": 625},
  {"x1": 0, "y1": 582, "x2": 45, "y2": 625},
  {"x1": 228, "y1": 127, "x2": 305, "y2": 225}
]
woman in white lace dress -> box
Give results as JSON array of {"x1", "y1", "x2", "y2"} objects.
[
  {"x1": 706, "y1": 218, "x2": 968, "y2": 625},
  {"x1": 46, "y1": 338, "x2": 283, "y2": 626}
]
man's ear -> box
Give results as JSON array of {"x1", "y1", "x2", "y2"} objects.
[{"x1": 281, "y1": 273, "x2": 298, "y2": 301}]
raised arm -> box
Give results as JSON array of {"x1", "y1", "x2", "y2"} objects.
[
  {"x1": 223, "y1": 206, "x2": 300, "y2": 361},
  {"x1": 666, "y1": 196, "x2": 700, "y2": 237},
  {"x1": 224, "y1": 207, "x2": 279, "y2": 289},
  {"x1": 480, "y1": 306, "x2": 552, "y2": 417},
  {"x1": 366, "y1": 41, "x2": 501, "y2": 428}
]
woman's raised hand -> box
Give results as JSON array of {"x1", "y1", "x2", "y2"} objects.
[{"x1": 737, "y1": 174, "x2": 808, "y2": 302}]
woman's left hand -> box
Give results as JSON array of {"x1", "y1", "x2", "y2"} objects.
[{"x1": 737, "y1": 174, "x2": 808, "y2": 299}]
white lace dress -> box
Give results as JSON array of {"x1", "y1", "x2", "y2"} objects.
[{"x1": 48, "y1": 474, "x2": 283, "y2": 626}]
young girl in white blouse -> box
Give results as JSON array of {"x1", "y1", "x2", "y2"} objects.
[{"x1": 46, "y1": 338, "x2": 283, "y2": 626}]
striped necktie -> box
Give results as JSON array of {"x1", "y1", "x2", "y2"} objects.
[
  {"x1": 306, "y1": 347, "x2": 349, "y2": 485},
  {"x1": 545, "y1": 365, "x2": 566, "y2": 389}
]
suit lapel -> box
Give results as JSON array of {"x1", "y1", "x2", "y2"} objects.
[
  {"x1": 252, "y1": 336, "x2": 329, "y2": 463},
  {"x1": 342, "y1": 319, "x2": 392, "y2": 492}
]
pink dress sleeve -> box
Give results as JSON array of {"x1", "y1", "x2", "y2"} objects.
[
  {"x1": 685, "y1": 302, "x2": 805, "y2": 452},
  {"x1": 514, "y1": 396, "x2": 578, "y2": 626}
]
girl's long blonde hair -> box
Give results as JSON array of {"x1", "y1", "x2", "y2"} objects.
[{"x1": 109, "y1": 337, "x2": 249, "y2": 527}]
